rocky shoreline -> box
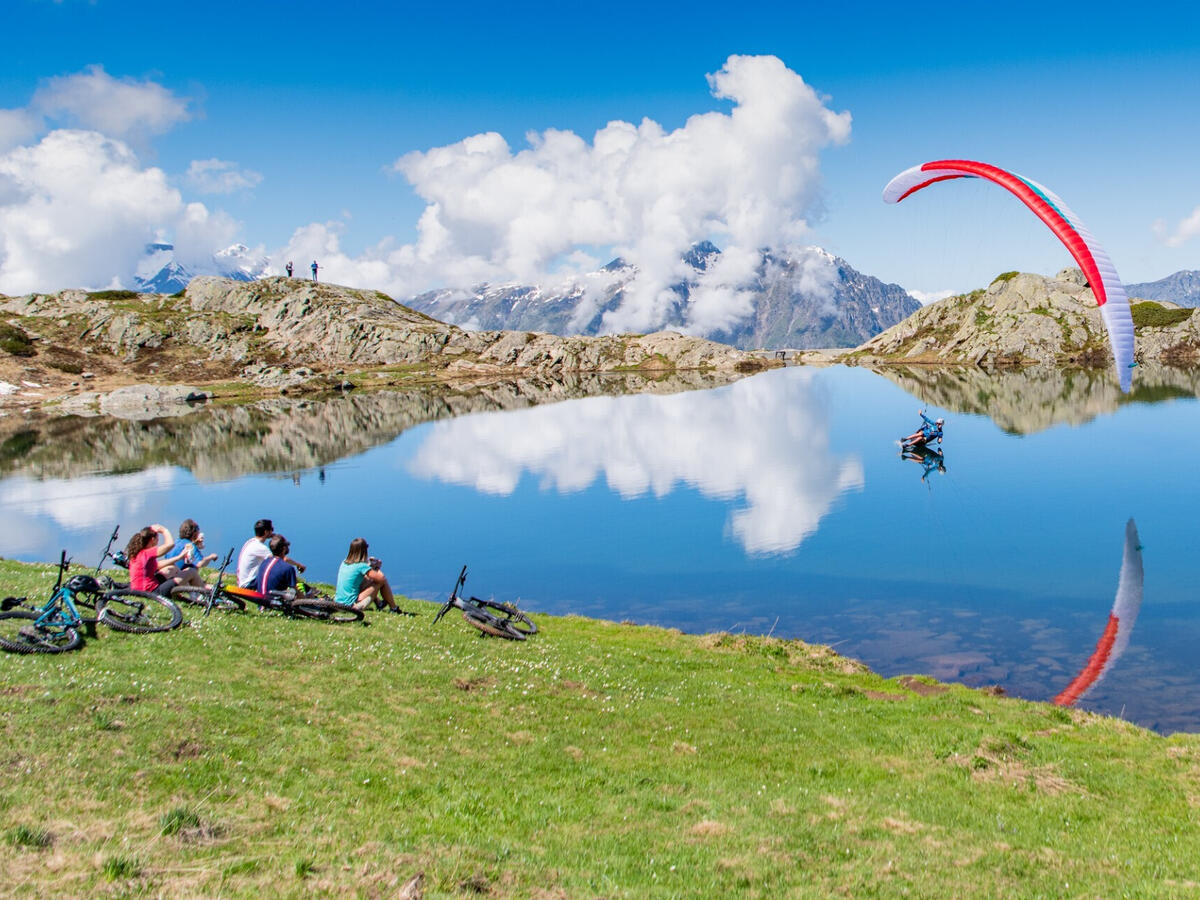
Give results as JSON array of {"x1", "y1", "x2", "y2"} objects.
[{"x1": 0, "y1": 276, "x2": 780, "y2": 413}]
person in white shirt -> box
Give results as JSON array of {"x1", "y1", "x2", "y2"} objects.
[{"x1": 236, "y1": 518, "x2": 306, "y2": 588}]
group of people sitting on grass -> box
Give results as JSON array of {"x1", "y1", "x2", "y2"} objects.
[{"x1": 124, "y1": 517, "x2": 404, "y2": 613}]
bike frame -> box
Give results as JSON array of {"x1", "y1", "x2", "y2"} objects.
[{"x1": 31, "y1": 552, "x2": 85, "y2": 631}]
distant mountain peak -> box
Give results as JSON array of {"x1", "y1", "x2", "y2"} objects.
[
  {"x1": 134, "y1": 242, "x2": 268, "y2": 293},
  {"x1": 406, "y1": 245, "x2": 920, "y2": 350}
]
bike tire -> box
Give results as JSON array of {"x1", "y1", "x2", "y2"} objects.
[
  {"x1": 170, "y1": 585, "x2": 246, "y2": 612},
  {"x1": 463, "y1": 608, "x2": 525, "y2": 640},
  {"x1": 98, "y1": 589, "x2": 183, "y2": 633},
  {"x1": 478, "y1": 599, "x2": 538, "y2": 636},
  {"x1": 0, "y1": 610, "x2": 83, "y2": 654},
  {"x1": 289, "y1": 599, "x2": 364, "y2": 623}
]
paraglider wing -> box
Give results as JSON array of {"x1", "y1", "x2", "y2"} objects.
[
  {"x1": 1053, "y1": 518, "x2": 1144, "y2": 707},
  {"x1": 883, "y1": 159, "x2": 1135, "y2": 392}
]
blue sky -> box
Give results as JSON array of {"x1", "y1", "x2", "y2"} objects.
[{"x1": 3, "y1": 0, "x2": 1200, "y2": 302}]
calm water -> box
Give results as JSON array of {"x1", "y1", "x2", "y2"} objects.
[{"x1": 3, "y1": 365, "x2": 1198, "y2": 733}]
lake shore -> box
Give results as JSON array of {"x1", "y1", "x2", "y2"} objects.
[
  {"x1": 1, "y1": 556, "x2": 1196, "y2": 897},
  {"x1": 0, "y1": 277, "x2": 780, "y2": 414}
]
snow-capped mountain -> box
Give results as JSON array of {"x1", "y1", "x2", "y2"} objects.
[
  {"x1": 134, "y1": 242, "x2": 269, "y2": 293},
  {"x1": 406, "y1": 243, "x2": 921, "y2": 350},
  {"x1": 1125, "y1": 270, "x2": 1200, "y2": 308}
]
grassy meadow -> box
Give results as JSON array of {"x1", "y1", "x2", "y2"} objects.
[{"x1": 0, "y1": 557, "x2": 1198, "y2": 897}]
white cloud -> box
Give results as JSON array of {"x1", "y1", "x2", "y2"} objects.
[
  {"x1": 409, "y1": 368, "x2": 863, "y2": 554},
  {"x1": 281, "y1": 55, "x2": 850, "y2": 337},
  {"x1": 1153, "y1": 207, "x2": 1200, "y2": 248},
  {"x1": 0, "y1": 109, "x2": 41, "y2": 154},
  {"x1": 908, "y1": 288, "x2": 958, "y2": 305},
  {"x1": 32, "y1": 65, "x2": 191, "y2": 142},
  {"x1": 186, "y1": 158, "x2": 263, "y2": 194},
  {"x1": 0, "y1": 130, "x2": 234, "y2": 294}
]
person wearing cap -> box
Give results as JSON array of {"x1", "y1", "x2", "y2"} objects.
[{"x1": 901, "y1": 409, "x2": 944, "y2": 449}]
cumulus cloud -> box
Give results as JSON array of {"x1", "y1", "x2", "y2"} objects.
[
  {"x1": 908, "y1": 288, "x2": 958, "y2": 305},
  {"x1": 186, "y1": 158, "x2": 263, "y2": 194},
  {"x1": 281, "y1": 55, "x2": 850, "y2": 336},
  {"x1": 0, "y1": 130, "x2": 234, "y2": 294},
  {"x1": 409, "y1": 369, "x2": 863, "y2": 554},
  {"x1": 1153, "y1": 207, "x2": 1200, "y2": 248},
  {"x1": 32, "y1": 65, "x2": 191, "y2": 142},
  {"x1": 0, "y1": 109, "x2": 41, "y2": 154}
]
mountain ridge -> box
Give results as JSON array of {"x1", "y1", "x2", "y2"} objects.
[{"x1": 406, "y1": 244, "x2": 921, "y2": 350}]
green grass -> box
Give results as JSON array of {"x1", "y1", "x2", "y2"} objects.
[
  {"x1": 0, "y1": 322, "x2": 35, "y2": 357},
  {"x1": 0, "y1": 558, "x2": 1197, "y2": 896},
  {"x1": 1131, "y1": 301, "x2": 1194, "y2": 327},
  {"x1": 6, "y1": 824, "x2": 51, "y2": 849},
  {"x1": 991, "y1": 271, "x2": 1019, "y2": 284},
  {"x1": 86, "y1": 290, "x2": 141, "y2": 302}
]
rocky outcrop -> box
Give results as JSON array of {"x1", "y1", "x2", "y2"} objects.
[
  {"x1": 0, "y1": 278, "x2": 777, "y2": 389},
  {"x1": 866, "y1": 362, "x2": 1200, "y2": 434},
  {"x1": 850, "y1": 269, "x2": 1200, "y2": 368},
  {"x1": 0, "y1": 370, "x2": 743, "y2": 482}
]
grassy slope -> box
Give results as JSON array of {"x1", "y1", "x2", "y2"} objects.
[{"x1": 1, "y1": 558, "x2": 1198, "y2": 898}]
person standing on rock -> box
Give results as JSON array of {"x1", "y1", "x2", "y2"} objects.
[
  {"x1": 285, "y1": 261, "x2": 293, "y2": 278},
  {"x1": 311, "y1": 260, "x2": 319, "y2": 283}
]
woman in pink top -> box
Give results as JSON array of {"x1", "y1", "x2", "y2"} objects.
[{"x1": 125, "y1": 524, "x2": 185, "y2": 597}]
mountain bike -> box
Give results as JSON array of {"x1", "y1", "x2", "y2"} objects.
[
  {"x1": 169, "y1": 548, "x2": 246, "y2": 615},
  {"x1": 176, "y1": 567, "x2": 363, "y2": 623},
  {"x1": 433, "y1": 565, "x2": 537, "y2": 641},
  {"x1": 0, "y1": 551, "x2": 183, "y2": 653}
]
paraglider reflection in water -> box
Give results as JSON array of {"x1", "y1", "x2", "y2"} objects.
[
  {"x1": 901, "y1": 409, "x2": 943, "y2": 449},
  {"x1": 882, "y1": 159, "x2": 1137, "y2": 392},
  {"x1": 901, "y1": 444, "x2": 946, "y2": 483},
  {"x1": 1054, "y1": 518, "x2": 1144, "y2": 708}
]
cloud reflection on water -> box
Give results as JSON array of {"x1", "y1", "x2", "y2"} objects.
[
  {"x1": 0, "y1": 467, "x2": 178, "y2": 553},
  {"x1": 409, "y1": 370, "x2": 863, "y2": 554}
]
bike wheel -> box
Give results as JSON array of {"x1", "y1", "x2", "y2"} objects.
[
  {"x1": 463, "y1": 608, "x2": 525, "y2": 640},
  {"x1": 0, "y1": 610, "x2": 83, "y2": 653},
  {"x1": 479, "y1": 599, "x2": 538, "y2": 636},
  {"x1": 170, "y1": 586, "x2": 245, "y2": 612},
  {"x1": 98, "y1": 589, "x2": 183, "y2": 633},
  {"x1": 289, "y1": 599, "x2": 364, "y2": 623}
]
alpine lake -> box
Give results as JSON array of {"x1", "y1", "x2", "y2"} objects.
[{"x1": 3, "y1": 362, "x2": 1198, "y2": 734}]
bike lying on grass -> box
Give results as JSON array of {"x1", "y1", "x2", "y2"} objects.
[
  {"x1": 433, "y1": 565, "x2": 537, "y2": 641},
  {"x1": 0, "y1": 550, "x2": 183, "y2": 654},
  {"x1": 173, "y1": 557, "x2": 363, "y2": 623},
  {"x1": 169, "y1": 549, "x2": 246, "y2": 615}
]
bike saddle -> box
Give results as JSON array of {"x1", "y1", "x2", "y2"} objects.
[{"x1": 2, "y1": 597, "x2": 27, "y2": 611}]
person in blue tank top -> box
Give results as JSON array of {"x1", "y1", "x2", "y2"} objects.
[{"x1": 335, "y1": 537, "x2": 405, "y2": 613}]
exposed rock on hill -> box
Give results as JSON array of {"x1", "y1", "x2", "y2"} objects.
[
  {"x1": 851, "y1": 268, "x2": 1199, "y2": 368},
  {"x1": 0, "y1": 277, "x2": 777, "y2": 401}
]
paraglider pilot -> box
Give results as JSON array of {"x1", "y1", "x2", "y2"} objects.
[{"x1": 901, "y1": 409, "x2": 943, "y2": 449}]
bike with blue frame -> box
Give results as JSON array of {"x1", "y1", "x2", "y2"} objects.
[{"x1": 0, "y1": 550, "x2": 183, "y2": 654}]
